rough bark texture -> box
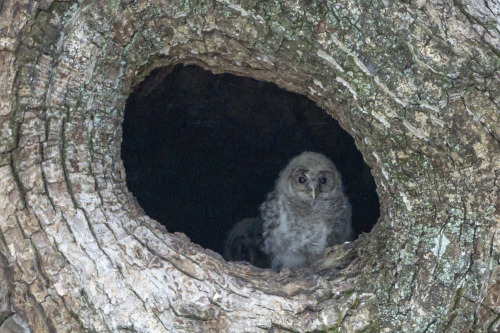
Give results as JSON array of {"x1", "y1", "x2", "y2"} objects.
[{"x1": 0, "y1": 0, "x2": 499, "y2": 332}]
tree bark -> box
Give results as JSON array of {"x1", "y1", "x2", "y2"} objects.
[{"x1": 0, "y1": 0, "x2": 499, "y2": 332}]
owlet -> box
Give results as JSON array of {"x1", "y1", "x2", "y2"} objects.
[
  {"x1": 260, "y1": 151, "x2": 353, "y2": 269},
  {"x1": 224, "y1": 217, "x2": 271, "y2": 268}
]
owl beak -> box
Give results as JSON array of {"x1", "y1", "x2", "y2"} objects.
[{"x1": 309, "y1": 182, "x2": 319, "y2": 200}]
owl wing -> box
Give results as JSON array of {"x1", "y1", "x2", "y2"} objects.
[
  {"x1": 327, "y1": 195, "x2": 354, "y2": 245},
  {"x1": 260, "y1": 190, "x2": 280, "y2": 229},
  {"x1": 259, "y1": 190, "x2": 283, "y2": 256}
]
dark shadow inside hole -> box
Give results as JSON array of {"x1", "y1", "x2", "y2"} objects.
[{"x1": 121, "y1": 64, "x2": 379, "y2": 264}]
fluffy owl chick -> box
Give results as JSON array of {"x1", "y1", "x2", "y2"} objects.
[
  {"x1": 260, "y1": 152, "x2": 353, "y2": 269},
  {"x1": 224, "y1": 217, "x2": 271, "y2": 268}
]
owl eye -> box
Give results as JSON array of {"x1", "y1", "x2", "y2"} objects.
[
  {"x1": 298, "y1": 177, "x2": 306, "y2": 184},
  {"x1": 320, "y1": 177, "x2": 327, "y2": 184}
]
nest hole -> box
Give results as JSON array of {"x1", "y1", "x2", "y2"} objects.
[{"x1": 121, "y1": 64, "x2": 379, "y2": 267}]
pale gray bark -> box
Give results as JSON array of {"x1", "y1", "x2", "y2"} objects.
[{"x1": 0, "y1": 0, "x2": 499, "y2": 332}]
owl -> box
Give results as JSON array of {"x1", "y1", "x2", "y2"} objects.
[
  {"x1": 260, "y1": 152, "x2": 353, "y2": 269},
  {"x1": 224, "y1": 217, "x2": 271, "y2": 268}
]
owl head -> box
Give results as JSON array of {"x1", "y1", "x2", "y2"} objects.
[
  {"x1": 224, "y1": 217, "x2": 271, "y2": 268},
  {"x1": 278, "y1": 152, "x2": 341, "y2": 201}
]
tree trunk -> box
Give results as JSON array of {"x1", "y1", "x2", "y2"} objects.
[{"x1": 0, "y1": 0, "x2": 499, "y2": 331}]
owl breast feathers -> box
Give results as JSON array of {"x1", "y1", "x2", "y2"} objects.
[{"x1": 260, "y1": 151, "x2": 353, "y2": 269}]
